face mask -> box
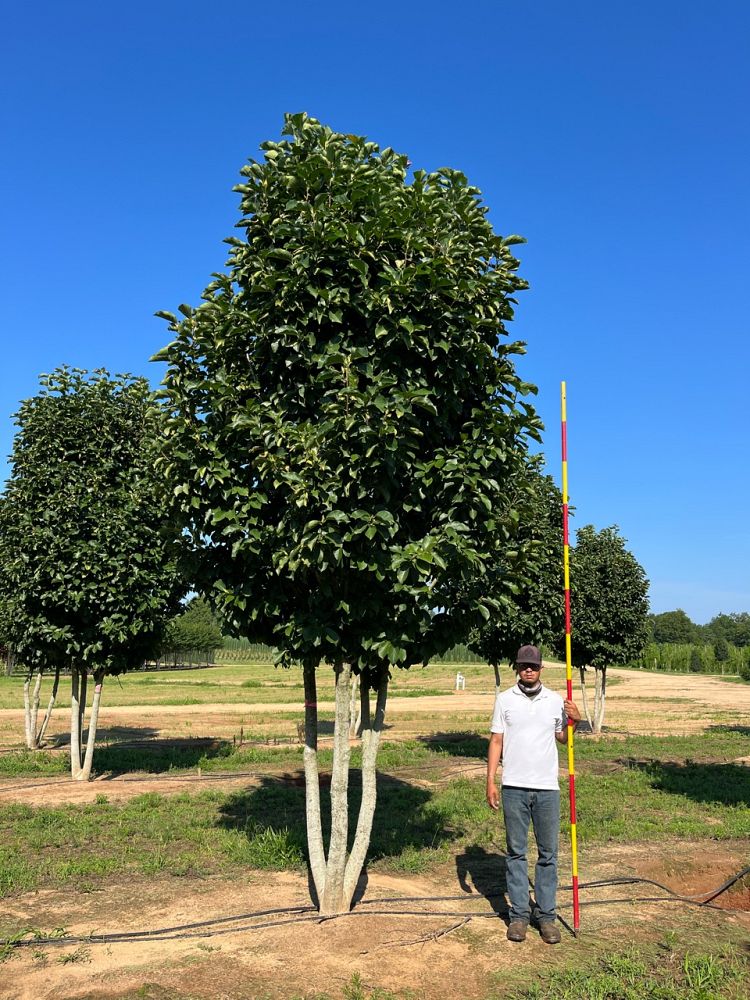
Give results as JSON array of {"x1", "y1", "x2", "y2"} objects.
[{"x1": 517, "y1": 676, "x2": 542, "y2": 697}]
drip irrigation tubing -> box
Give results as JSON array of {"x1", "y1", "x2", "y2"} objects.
[{"x1": 2, "y1": 867, "x2": 747, "y2": 951}]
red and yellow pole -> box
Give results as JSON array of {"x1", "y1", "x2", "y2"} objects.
[{"x1": 561, "y1": 381, "x2": 580, "y2": 935}]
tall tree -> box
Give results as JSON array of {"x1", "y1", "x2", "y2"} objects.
[
  {"x1": 650, "y1": 609, "x2": 698, "y2": 644},
  {"x1": 568, "y1": 525, "x2": 649, "y2": 732},
  {"x1": 156, "y1": 114, "x2": 542, "y2": 913},
  {"x1": 469, "y1": 468, "x2": 565, "y2": 683},
  {"x1": 0, "y1": 368, "x2": 184, "y2": 776}
]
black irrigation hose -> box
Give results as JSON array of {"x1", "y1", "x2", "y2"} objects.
[{"x1": 2, "y1": 868, "x2": 747, "y2": 951}]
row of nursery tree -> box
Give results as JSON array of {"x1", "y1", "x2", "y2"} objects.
[
  {"x1": 0, "y1": 115, "x2": 656, "y2": 914},
  {"x1": 629, "y1": 641, "x2": 750, "y2": 679}
]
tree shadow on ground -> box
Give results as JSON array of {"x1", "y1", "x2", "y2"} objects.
[
  {"x1": 92, "y1": 737, "x2": 232, "y2": 777},
  {"x1": 216, "y1": 771, "x2": 455, "y2": 905},
  {"x1": 455, "y1": 845, "x2": 508, "y2": 918},
  {"x1": 47, "y1": 726, "x2": 162, "y2": 750},
  {"x1": 418, "y1": 732, "x2": 489, "y2": 759},
  {"x1": 627, "y1": 761, "x2": 750, "y2": 807}
]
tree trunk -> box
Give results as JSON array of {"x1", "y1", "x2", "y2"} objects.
[
  {"x1": 320, "y1": 661, "x2": 352, "y2": 914},
  {"x1": 593, "y1": 665, "x2": 607, "y2": 733},
  {"x1": 77, "y1": 670, "x2": 104, "y2": 781},
  {"x1": 342, "y1": 667, "x2": 388, "y2": 906},
  {"x1": 78, "y1": 670, "x2": 88, "y2": 763},
  {"x1": 70, "y1": 667, "x2": 82, "y2": 779},
  {"x1": 578, "y1": 666, "x2": 593, "y2": 729},
  {"x1": 302, "y1": 660, "x2": 327, "y2": 904},
  {"x1": 493, "y1": 663, "x2": 501, "y2": 693},
  {"x1": 29, "y1": 670, "x2": 43, "y2": 748},
  {"x1": 37, "y1": 664, "x2": 61, "y2": 746},
  {"x1": 23, "y1": 674, "x2": 32, "y2": 749}
]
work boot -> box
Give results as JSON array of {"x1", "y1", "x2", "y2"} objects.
[
  {"x1": 506, "y1": 920, "x2": 528, "y2": 942},
  {"x1": 539, "y1": 921, "x2": 561, "y2": 944}
]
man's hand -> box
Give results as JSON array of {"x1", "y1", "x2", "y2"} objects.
[
  {"x1": 486, "y1": 781, "x2": 500, "y2": 810},
  {"x1": 564, "y1": 699, "x2": 582, "y2": 723}
]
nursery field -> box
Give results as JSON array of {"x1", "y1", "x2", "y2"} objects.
[{"x1": 0, "y1": 663, "x2": 748, "y2": 1000}]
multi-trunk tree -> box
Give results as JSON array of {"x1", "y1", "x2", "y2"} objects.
[
  {"x1": 156, "y1": 114, "x2": 542, "y2": 914},
  {"x1": 567, "y1": 524, "x2": 650, "y2": 732},
  {"x1": 0, "y1": 368, "x2": 184, "y2": 776}
]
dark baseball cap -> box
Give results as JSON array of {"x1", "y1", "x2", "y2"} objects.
[{"x1": 515, "y1": 644, "x2": 542, "y2": 667}]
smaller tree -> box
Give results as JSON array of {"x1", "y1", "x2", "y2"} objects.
[
  {"x1": 469, "y1": 468, "x2": 565, "y2": 687},
  {"x1": 713, "y1": 637, "x2": 730, "y2": 666},
  {"x1": 162, "y1": 596, "x2": 224, "y2": 666},
  {"x1": 689, "y1": 648, "x2": 704, "y2": 673},
  {"x1": 568, "y1": 525, "x2": 649, "y2": 733},
  {"x1": 0, "y1": 369, "x2": 185, "y2": 776}
]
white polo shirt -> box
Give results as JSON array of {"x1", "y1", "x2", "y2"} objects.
[{"x1": 490, "y1": 683, "x2": 565, "y2": 791}]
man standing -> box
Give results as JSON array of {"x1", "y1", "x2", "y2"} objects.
[{"x1": 486, "y1": 644, "x2": 581, "y2": 943}]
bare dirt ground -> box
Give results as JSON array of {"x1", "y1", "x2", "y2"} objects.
[
  {"x1": 1, "y1": 667, "x2": 749, "y2": 753},
  {"x1": 2, "y1": 842, "x2": 749, "y2": 1000},
  {"x1": 1, "y1": 669, "x2": 749, "y2": 999}
]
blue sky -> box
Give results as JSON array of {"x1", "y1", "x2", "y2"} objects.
[{"x1": 2, "y1": 1, "x2": 748, "y2": 623}]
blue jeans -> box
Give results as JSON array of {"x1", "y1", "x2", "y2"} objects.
[{"x1": 501, "y1": 786, "x2": 560, "y2": 923}]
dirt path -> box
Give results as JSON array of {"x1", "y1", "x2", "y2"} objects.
[{"x1": 2, "y1": 842, "x2": 748, "y2": 1000}]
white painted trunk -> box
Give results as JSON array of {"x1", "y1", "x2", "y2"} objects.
[
  {"x1": 23, "y1": 675, "x2": 32, "y2": 749},
  {"x1": 302, "y1": 661, "x2": 327, "y2": 904},
  {"x1": 29, "y1": 670, "x2": 43, "y2": 747},
  {"x1": 320, "y1": 662, "x2": 352, "y2": 914},
  {"x1": 36, "y1": 665, "x2": 61, "y2": 746},
  {"x1": 578, "y1": 667, "x2": 593, "y2": 730},
  {"x1": 593, "y1": 665, "x2": 607, "y2": 734},
  {"x1": 77, "y1": 671, "x2": 104, "y2": 781},
  {"x1": 342, "y1": 669, "x2": 388, "y2": 906},
  {"x1": 78, "y1": 670, "x2": 88, "y2": 764},
  {"x1": 348, "y1": 674, "x2": 362, "y2": 738},
  {"x1": 70, "y1": 667, "x2": 82, "y2": 779}
]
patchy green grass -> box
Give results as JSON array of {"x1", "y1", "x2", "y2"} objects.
[
  {"x1": 1, "y1": 724, "x2": 748, "y2": 897},
  {"x1": 501, "y1": 946, "x2": 749, "y2": 1000}
]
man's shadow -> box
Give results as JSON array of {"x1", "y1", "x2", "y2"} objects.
[{"x1": 455, "y1": 846, "x2": 508, "y2": 919}]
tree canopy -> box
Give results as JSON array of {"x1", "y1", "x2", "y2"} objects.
[
  {"x1": 569, "y1": 525, "x2": 650, "y2": 669},
  {"x1": 703, "y1": 612, "x2": 750, "y2": 648},
  {"x1": 155, "y1": 113, "x2": 542, "y2": 672},
  {"x1": 470, "y1": 468, "x2": 564, "y2": 667},
  {"x1": 650, "y1": 609, "x2": 699, "y2": 644}
]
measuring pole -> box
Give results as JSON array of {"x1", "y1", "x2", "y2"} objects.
[{"x1": 561, "y1": 381, "x2": 580, "y2": 935}]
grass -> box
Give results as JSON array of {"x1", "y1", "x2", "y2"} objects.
[
  {"x1": 1, "y1": 725, "x2": 748, "y2": 898},
  {"x1": 500, "y1": 946, "x2": 750, "y2": 1000}
]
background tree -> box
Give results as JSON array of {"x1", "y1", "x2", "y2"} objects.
[
  {"x1": 689, "y1": 648, "x2": 704, "y2": 673},
  {"x1": 156, "y1": 114, "x2": 542, "y2": 913},
  {"x1": 0, "y1": 368, "x2": 184, "y2": 776},
  {"x1": 713, "y1": 637, "x2": 730, "y2": 663},
  {"x1": 567, "y1": 525, "x2": 649, "y2": 732},
  {"x1": 161, "y1": 596, "x2": 224, "y2": 666},
  {"x1": 703, "y1": 612, "x2": 750, "y2": 648},
  {"x1": 469, "y1": 468, "x2": 564, "y2": 683},
  {"x1": 650, "y1": 609, "x2": 698, "y2": 644}
]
